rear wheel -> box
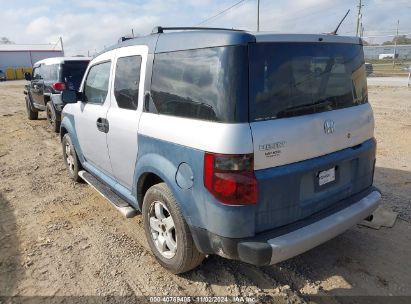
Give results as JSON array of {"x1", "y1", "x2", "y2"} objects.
[
  {"x1": 62, "y1": 134, "x2": 81, "y2": 182},
  {"x1": 143, "y1": 183, "x2": 205, "y2": 274},
  {"x1": 25, "y1": 96, "x2": 38, "y2": 120},
  {"x1": 46, "y1": 102, "x2": 60, "y2": 133}
]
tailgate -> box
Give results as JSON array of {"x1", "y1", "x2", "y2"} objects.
[
  {"x1": 251, "y1": 103, "x2": 374, "y2": 170},
  {"x1": 250, "y1": 104, "x2": 375, "y2": 233},
  {"x1": 253, "y1": 137, "x2": 376, "y2": 233}
]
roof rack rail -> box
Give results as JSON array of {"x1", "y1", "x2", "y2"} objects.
[
  {"x1": 151, "y1": 26, "x2": 244, "y2": 34},
  {"x1": 118, "y1": 36, "x2": 133, "y2": 43}
]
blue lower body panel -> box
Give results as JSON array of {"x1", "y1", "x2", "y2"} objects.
[
  {"x1": 254, "y1": 138, "x2": 376, "y2": 233},
  {"x1": 190, "y1": 186, "x2": 380, "y2": 265}
]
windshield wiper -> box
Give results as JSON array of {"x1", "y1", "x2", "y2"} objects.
[{"x1": 277, "y1": 99, "x2": 332, "y2": 118}]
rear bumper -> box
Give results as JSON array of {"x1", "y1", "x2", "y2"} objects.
[{"x1": 191, "y1": 187, "x2": 381, "y2": 266}]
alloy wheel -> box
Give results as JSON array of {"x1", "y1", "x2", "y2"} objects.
[{"x1": 148, "y1": 201, "x2": 177, "y2": 259}]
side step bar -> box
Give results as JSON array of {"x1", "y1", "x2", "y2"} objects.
[{"x1": 78, "y1": 170, "x2": 138, "y2": 218}]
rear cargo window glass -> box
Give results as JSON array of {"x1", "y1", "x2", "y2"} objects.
[
  {"x1": 114, "y1": 55, "x2": 142, "y2": 110},
  {"x1": 62, "y1": 61, "x2": 89, "y2": 91},
  {"x1": 249, "y1": 43, "x2": 368, "y2": 121},
  {"x1": 150, "y1": 46, "x2": 248, "y2": 122},
  {"x1": 83, "y1": 61, "x2": 111, "y2": 104}
]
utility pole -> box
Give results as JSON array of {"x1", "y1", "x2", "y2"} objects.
[
  {"x1": 393, "y1": 19, "x2": 399, "y2": 68},
  {"x1": 59, "y1": 36, "x2": 64, "y2": 56},
  {"x1": 257, "y1": 0, "x2": 260, "y2": 32},
  {"x1": 356, "y1": 0, "x2": 363, "y2": 37}
]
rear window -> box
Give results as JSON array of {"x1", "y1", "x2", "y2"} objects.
[
  {"x1": 61, "y1": 61, "x2": 89, "y2": 91},
  {"x1": 150, "y1": 46, "x2": 248, "y2": 123},
  {"x1": 249, "y1": 43, "x2": 368, "y2": 121}
]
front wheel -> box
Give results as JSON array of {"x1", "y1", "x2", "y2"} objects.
[
  {"x1": 142, "y1": 183, "x2": 205, "y2": 274},
  {"x1": 25, "y1": 96, "x2": 38, "y2": 120},
  {"x1": 62, "y1": 134, "x2": 82, "y2": 182}
]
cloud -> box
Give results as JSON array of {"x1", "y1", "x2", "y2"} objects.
[{"x1": 0, "y1": 0, "x2": 410, "y2": 55}]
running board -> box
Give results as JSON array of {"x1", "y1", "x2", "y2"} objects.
[{"x1": 78, "y1": 170, "x2": 138, "y2": 218}]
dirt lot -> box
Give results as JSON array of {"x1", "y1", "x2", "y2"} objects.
[{"x1": 0, "y1": 80, "x2": 410, "y2": 303}]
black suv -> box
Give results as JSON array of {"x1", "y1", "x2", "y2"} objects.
[
  {"x1": 24, "y1": 57, "x2": 90, "y2": 132},
  {"x1": 0, "y1": 69, "x2": 6, "y2": 81}
]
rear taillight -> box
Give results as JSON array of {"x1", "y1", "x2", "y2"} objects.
[
  {"x1": 204, "y1": 152, "x2": 257, "y2": 205},
  {"x1": 52, "y1": 82, "x2": 66, "y2": 91}
]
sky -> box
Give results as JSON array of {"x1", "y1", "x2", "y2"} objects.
[{"x1": 1, "y1": 0, "x2": 410, "y2": 56}]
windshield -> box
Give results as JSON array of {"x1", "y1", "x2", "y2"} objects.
[
  {"x1": 61, "y1": 61, "x2": 89, "y2": 91},
  {"x1": 249, "y1": 42, "x2": 368, "y2": 121}
]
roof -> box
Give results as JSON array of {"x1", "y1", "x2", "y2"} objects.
[
  {"x1": 0, "y1": 44, "x2": 63, "y2": 52},
  {"x1": 99, "y1": 28, "x2": 362, "y2": 56},
  {"x1": 34, "y1": 57, "x2": 91, "y2": 66}
]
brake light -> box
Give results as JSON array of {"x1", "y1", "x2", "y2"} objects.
[
  {"x1": 52, "y1": 82, "x2": 66, "y2": 91},
  {"x1": 204, "y1": 152, "x2": 257, "y2": 205}
]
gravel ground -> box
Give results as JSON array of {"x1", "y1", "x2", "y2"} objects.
[{"x1": 0, "y1": 80, "x2": 410, "y2": 303}]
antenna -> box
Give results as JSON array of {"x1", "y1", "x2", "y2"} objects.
[{"x1": 330, "y1": 9, "x2": 350, "y2": 35}]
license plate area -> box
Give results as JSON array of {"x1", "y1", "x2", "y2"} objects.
[{"x1": 315, "y1": 166, "x2": 339, "y2": 191}]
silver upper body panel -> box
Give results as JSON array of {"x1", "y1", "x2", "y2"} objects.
[{"x1": 65, "y1": 29, "x2": 371, "y2": 175}]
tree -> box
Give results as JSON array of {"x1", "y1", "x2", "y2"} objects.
[
  {"x1": 382, "y1": 35, "x2": 411, "y2": 45},
  {"x1": 0, "y1": 37, "x2": 14, "y2": 44},
  {"x1": 394, "y1": 35, "x2": 411, "y2": 45}
]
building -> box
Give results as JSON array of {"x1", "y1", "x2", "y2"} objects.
[
  {"x1": 0, "y1": 42, "x2": 64, "y2": 80},
  {"x1": 363, "y1": 44, "x2": 411, "y2": 60}
]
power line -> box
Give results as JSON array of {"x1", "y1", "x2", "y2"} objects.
[{"x1": 195, "y1": 0, "x2": 248, "y2": 26}]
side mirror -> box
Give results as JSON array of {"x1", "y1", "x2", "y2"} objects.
[
  {"x1": 61, "y1": 90, "x2": 78, "y2": 104},
  {"x1": 24, "y1": 72, "x2": 31, "y2": 81}
]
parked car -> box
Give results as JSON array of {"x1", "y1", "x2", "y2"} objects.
[
  {"x1": 24, "y1": 57, "x2": 90, "y2": 132},
  {"x1": 365, "y1": 62, "x2": 373, "y2": 76},
  {"x1": 0, "y1": 69, "x2": 6, "y2": 81},
  {"x1": 60, "y1": 27, "x2": 381, "y2": 274}
]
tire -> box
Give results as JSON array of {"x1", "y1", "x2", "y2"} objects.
[
  {"x1": 142, "y1": 183, "x2": 205, "y2": 274},
  {"x1": 62, "y1": 134, "x2": 82, "y2": 182},
  {"x1": 46, "y1": 102, "x2": 60, "y2": 133},
  {"x1": 25, "y1": 95, "x2": 38, "y2": 120}
]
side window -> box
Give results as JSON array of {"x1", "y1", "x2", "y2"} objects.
[
  {"x1": 150, "y1": 46, "x2": 248, "y2": 122},
  {"x1": 47, "y1": 64, "x2": 59, "y2": 81},
  {"x1": 83, "y1": 61, "x2": 111, "y2": 104},
  {"x1": 114, "y1": 55, "x2": 142, "y2": 110},
  {"x1": 33, "y1": 66, "x2": 42, "y2": 80}
]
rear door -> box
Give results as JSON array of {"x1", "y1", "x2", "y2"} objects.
[
  {"x1": 75, "y1": 53, "x2": 114, "y2": 176},
  {"x1": 106, "y1": 45, "x2": 148, "y2": 189}
]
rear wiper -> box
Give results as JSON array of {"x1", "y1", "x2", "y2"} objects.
[{"x1": 277, "y1": 99, "x2": 332, "y2": 118}]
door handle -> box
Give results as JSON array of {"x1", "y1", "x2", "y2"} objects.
[{"x1": 96, "y1": 118, "x2": 109, "y2": 133}]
